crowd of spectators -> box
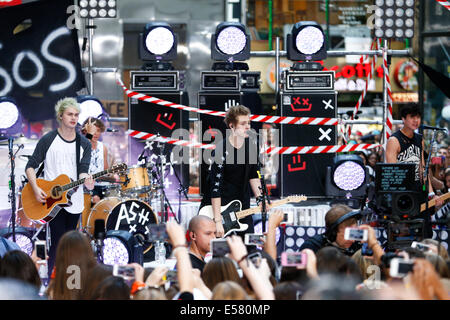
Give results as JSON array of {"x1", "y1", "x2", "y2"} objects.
[{"x1": 0, "y1": 210, "x2": 448, "y2": 300}]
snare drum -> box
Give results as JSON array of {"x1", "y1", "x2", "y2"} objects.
[
  {"x1": 87, "y1": 198, "x2": 158, "y2": 253},
  {"x1": 120, "y1": 165, "x2": 151, "y2": 194}
]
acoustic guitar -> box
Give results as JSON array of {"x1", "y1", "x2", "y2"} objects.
[
  {"x1": 22, "y1": 163, "x2": 127, "y2": 224},
  {"x1": 197, "y1": 195, "x2": 307, "y2": 237}
]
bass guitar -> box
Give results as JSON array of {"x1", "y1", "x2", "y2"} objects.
[
  {"x1": 197, "y1": 195, "x2": 307, "y2": 237},
  {"x1": 22, "y1": 163, "x2": 127, "y2": 224}
]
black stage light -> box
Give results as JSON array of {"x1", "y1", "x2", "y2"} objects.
[
  {"x1": 0, "y1": 97, "x2": 22, "y2": 135},
  {"x1": 0, "y1": 227, "x2": 35, "y2": 256},
  {"x1": 76, "y1": 95, "x2": 106, "y2": 125},
  {"x1": 78, "y1": 0, "x2": 117, "y2": 19},
  {"x1": 373, "y1": 0, "x2": 415, "y2": 39},
  {"x1": 211, "y1": 22, "x2": 251, "y2": 62},
  {"x1": 325, "y1": 154, "x2": 369, "y2": 200},
  {"x1": 139, "y1": 22, "x2": 178, "y2": 63},
  {"x1": 287, "y1": 21, "x2": 327, "y2": 64},
  {"x1": 102, "y1": 230, "x2": 143, "y2": 265}
]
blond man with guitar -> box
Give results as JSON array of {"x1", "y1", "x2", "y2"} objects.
[{"x1": 25, "y1": 97, "x2": 94, "y2": 277}]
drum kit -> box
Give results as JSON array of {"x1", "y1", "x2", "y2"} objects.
[{"x1": 80, "y1": 163, "x2": 163, "y2": 253}]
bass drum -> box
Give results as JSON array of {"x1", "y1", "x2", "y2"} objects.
[
  {"x1": 86, "y1": 197, "x2": 122, "y2": 236},
  {"x1": 87, "y1": 198, "x2": 158, "y2": 253}
]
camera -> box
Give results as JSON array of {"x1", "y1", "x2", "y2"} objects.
[
  {"x1": 244, "y1": 233, "x2": 265, "y2": 246},
  {"x1": 344, "y1": 228, "x2": 368, "y2": 242},
  {"x1": 211, "y1": 239, "x2": 230, "y2": 257},
  {"x1": 280, "y1": 252, "x2": 307, "y2": 268},
  {"x1": 282, "y1": 212, "x2": 294, "y2": 225},
  {"x1": 389, "y1": 258, "x2": 414, "y2": 278}
]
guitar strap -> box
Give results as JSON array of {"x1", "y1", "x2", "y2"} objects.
[{"x1": 75, "y1": 133, "x2": 81, "y2": 178}]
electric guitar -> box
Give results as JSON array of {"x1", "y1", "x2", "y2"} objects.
[
  {"x1": 197, "y1": 195, "x2": 307, "y2": 237},
  {"x1": 420, "y1": 191, "x2": 450, "y2": 212},
  {"x1": 22, "y1": 163, "x2": 127, "y2": 224}
]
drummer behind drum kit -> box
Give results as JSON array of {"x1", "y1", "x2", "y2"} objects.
[{"x1": 82, "y1": 163, "x2": 161, "y2": 253}]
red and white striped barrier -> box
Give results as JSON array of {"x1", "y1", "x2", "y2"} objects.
[
  {"x1": 127, "y1": 130, "x2": 216, "y2": 150},
  {"x1": 265, "y1": 143, "x2": 380, "y2": 155},
  {"x1": 116, "y1": 77, "x2": 339, "y2": 126},
  {"x1": 436, "y1": 0, "x2": 450, "y2": 10},
  {"x1": 383, "y1": 52, "x2": 394, "y2": 140},
  {"x1": 347, "y1": 39, "x2": 381, "y2": 139}
]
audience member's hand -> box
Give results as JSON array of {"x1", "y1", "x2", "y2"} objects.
[
  {"x1": 358, "y1": 224, "x2": 377, "y2": 248},
  {"x1": 127, "y1": 263, "x2": 145, "y2": 283},
  {"x1": 166, "y1": 221, "x2": 186, "y2": 247},
  {"x1": 257, "y1": 258, "x2": 272, "y2": 279},
  {"x1": 145, "y1": 266, "x2": 168, "y2": 287},
  {"x1": 226, "y1": 235, "x2": 248, "y2": 263},
  {"x1": 409, "y1": 258, "x2": 449, "y2": 300},
  {"x1": 301, "y1": 248, "x2": 319, "y2": 279},
  {"x1": 268, "y1": 210, "x2": 284, "y2": 230}
]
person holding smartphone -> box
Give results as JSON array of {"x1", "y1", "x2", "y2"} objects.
[{"x1": 199, "y1": 105, "x2": 264, "y2": 238}]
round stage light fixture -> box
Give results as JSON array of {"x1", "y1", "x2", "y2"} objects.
[
  {"x1": 139, "y1": 22, "x2": 178, "y2": 63},
  {"x1": 211, "y1": 22, "x2": 250, "y2": 62},
  {"x1": 0, "y1": 227, "x2": 35, "y2": 257},
  {"x1": 216, "y1": 26, "x2": 247, "y2": 55},
  {"x1": 325, "y1": 154, "x2": 369, "y2": 201},
  {"x1": 295, "y1": 26, "x2": 325, "y2": 56},
  {"x1": 145, "y1": 27, "x2": 175, "y2": 56},
  {"x1": 0, "y1": 97, "x2": 22, "y2": 135},
  {"x1": 287, "y1": 21, "x2": 327, "y2": 63},
  {"x1": 333, "y1": 159, "x2": 366, "y2": 191},
  {"x1": 76, "y1": 95, "x2": 105, "y2": 125},
  {"x1": 102, "y1": 230, "x2": 142, "y2": 265}
]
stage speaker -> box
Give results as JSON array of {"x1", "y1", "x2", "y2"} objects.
[
  {"x1": 128, "y1": 91, "x2": 189, "y2": 198},
  {"x1": 278, "y1": 91, "x2": 337, "y2": 197},
  {"x1": 197, "y1": 91, "x2": 263, "y2": 195}
]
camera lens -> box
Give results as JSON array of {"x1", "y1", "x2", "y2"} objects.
[{"x1": 397, "y1": 194, "x2": 413, "y2": 211}]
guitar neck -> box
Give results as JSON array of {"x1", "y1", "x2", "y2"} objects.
[
  {"x1": 236, "y1": 198, "x2": 292, "y2": 220},
  {"x1": 61, "y1": 169, "x2": 112, "y2": 192}
]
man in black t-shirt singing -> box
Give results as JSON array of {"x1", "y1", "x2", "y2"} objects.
[
  {"x1": 200, "y1": 105, "x2": 264, "y2": 238},
  {"x1": 385, "y1": 104, "x2": 442, "y2": 237}
]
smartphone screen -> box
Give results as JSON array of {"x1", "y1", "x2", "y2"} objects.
[
  {"x1": 211, "y1": 239, "x2": 230, "y2": 257},
  {"x1": 344, "y1": 228, "x2": 367, "y2": 241},
  {"x1": 245, "y1": 234, "x2": 265, "y2": 246},
  {"x1": 287, "y1": 253, "x2": 303, "y2": 265},
  {"x1": 147, "y1": 224, "x2": 168, "y2": 242},
  {"x1": 35, "y1": 241, "x2": 46, "y2": 260}
]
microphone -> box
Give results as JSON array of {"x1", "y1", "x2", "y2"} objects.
[
  {"x1": 106, "y1": 128, "x2": 118, "y2": 132},
  {"x1": 420, "y1": 125, "x2": 448, "y2": 133}
]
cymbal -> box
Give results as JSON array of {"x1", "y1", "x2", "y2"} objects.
[{"x1": 0, "y1": 136, "x2": 38, "y2": 145}]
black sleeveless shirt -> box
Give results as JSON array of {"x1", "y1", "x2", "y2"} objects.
[{"x1": 391, "y1": 130, "x2": 423, "y2": 183}]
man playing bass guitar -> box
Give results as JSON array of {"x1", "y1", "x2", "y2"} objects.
[{"x1": 199, "y1": 105, "x2": 264, "y2": 238}]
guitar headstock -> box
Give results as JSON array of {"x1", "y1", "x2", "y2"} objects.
[
  {"x1": 286, "y1": 194, "x2": 307, "y2": 203},
  {"x1": 111, "y1": 163, "x2": 128, "y2": 174}
]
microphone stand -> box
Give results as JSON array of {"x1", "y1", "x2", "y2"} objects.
[
  {"x1": 155, "y1": 138, "x2": 176, "y2": 224},
  {"x1": 167, "y1": 156, "x2": 188, "y2": 224},
  {"x1": 423, "y1": 129, "x2": 438, "y2": 216},
  {"x1": 253, "y1": 132, "x2": 270, "y2": 233},
  {"x1": 7, "y1": 137, "x2": 18, "y2": 242}
]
